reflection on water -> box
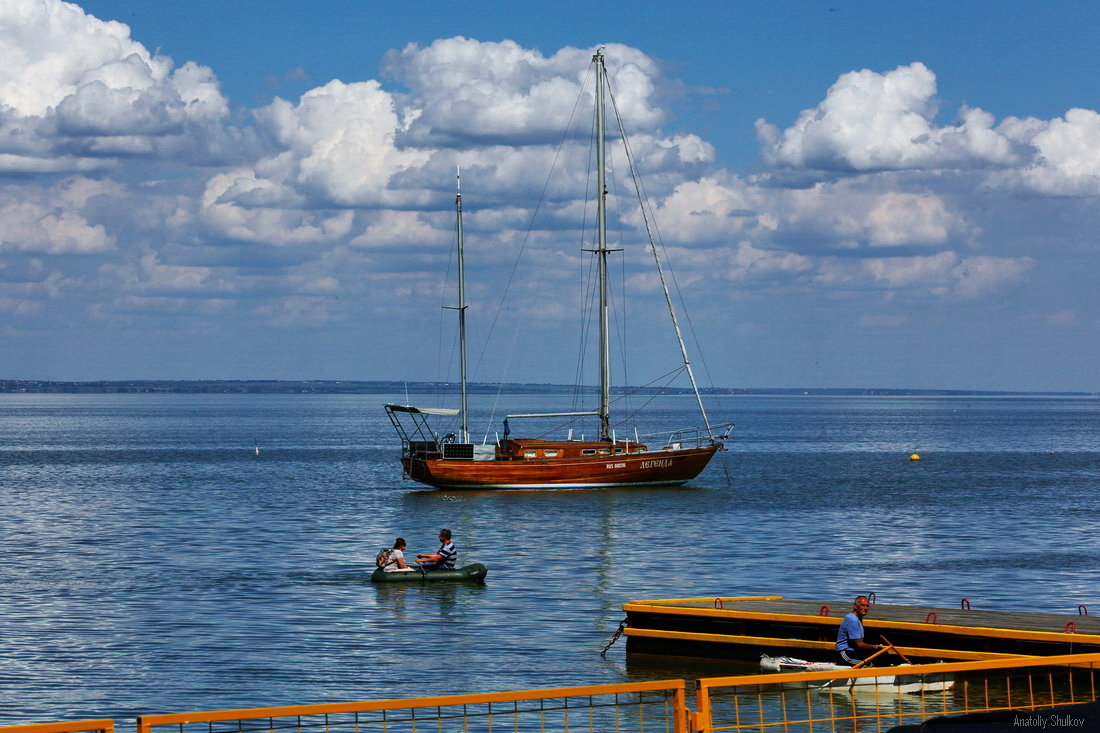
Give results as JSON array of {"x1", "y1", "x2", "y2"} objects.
[
  {"x1": 623, "y1": 653, "x2": 759, "y2": 682},
  {"x1": 0, "y1": 393, "x2": 1098, "y2": 725}
]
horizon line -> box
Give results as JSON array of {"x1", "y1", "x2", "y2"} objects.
[{"x1": 0, "y1": 379, "x2": 1096, "y2": 397}]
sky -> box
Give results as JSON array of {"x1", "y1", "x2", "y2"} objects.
[{"x1": 3, "y1": 0, "x2": 1100, "y2": 391}]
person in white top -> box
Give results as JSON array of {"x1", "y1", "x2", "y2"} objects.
[{"x1": 381, "y1": 537, "x2": 413, "y2": 572}]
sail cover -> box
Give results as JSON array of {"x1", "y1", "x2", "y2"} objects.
[{"x1": 384, "y1": 404, "x2": 461, "y2": 416}]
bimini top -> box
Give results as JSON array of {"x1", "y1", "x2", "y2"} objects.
[{"x1": 384, "y1": 404, "x2": 461, "y2": 416}]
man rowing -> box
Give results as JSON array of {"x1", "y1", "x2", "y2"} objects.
[{"x1": 836, "y1": 595, "x2": 886, "y2": 665}]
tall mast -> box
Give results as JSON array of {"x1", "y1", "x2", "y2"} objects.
[
  {"x1": 454, "y1": 167, "x2": 469, "y2": 442},
  {"x1": 594, "y1": 50, "x2": 612, "y2": 442}
]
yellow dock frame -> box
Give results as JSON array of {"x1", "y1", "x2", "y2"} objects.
[{"x1": 623, "y1": 595, "x2": 1100, "y2": 661}]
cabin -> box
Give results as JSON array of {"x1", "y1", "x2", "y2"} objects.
[{"x1": 498, "y1": 439, "x2": 649, "y2": 460}]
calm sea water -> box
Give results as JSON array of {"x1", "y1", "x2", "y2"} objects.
[{"x1": 1, "y1": 392, "x2": 1098, "y2": 724}]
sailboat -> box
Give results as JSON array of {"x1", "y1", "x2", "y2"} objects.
[{"x1": 384, "y1": 50, "x2": 731, "y2": 490}]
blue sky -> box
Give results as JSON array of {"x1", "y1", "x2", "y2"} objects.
[{"x1": 3, "y1": 0, "x2": 1100, "y2": 391}]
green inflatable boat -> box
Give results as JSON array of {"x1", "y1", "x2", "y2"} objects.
[{"x1": 370, "y1": 563, "x2": 488, "y2": 583}]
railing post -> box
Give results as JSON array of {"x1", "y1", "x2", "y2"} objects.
[
  {"x1": 673, "y1": 682, "x2": 690, "y2": 733},
  {"x1": 692, "y1": 680, "x2": 711, "y2": 732}
]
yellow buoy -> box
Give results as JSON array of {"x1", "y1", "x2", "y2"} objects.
[{"x1": 909, "y1": 453, "x2": 921, "y2": 461}]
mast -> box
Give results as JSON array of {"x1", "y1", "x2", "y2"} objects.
[
  {"x1": 451, "y1": 167, "x2": 469, "y2": 442},
  {"x1": 594, "y1": 49, "x2": 612, "y2": 442}
]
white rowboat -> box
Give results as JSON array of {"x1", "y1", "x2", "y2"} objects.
[{"x1": 760, "y1": 654, "x2": 956, "y2": 694}]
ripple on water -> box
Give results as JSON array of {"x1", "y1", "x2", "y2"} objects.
[{"x1": 0, "y1": 393, "x2": 1098, "y2": 722}]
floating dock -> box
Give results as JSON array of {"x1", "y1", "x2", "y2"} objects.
[{"x1": 623, "y1": 595, "x2": 1100, "y2": 662}]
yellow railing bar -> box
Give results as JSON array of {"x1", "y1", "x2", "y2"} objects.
[
  {"x1": 695, "y1": 651, "x2": 1100, "y2": 726},
  {"x1": 626, "y1": 596, "x2": 784, "y2": 606},
  {"x1": 863, "y1": 619, "x2": 1100, "y2": 644},
  {"x1": 696, "y1": 651, "x2": 1100, "y2": 690},
  {"x1": 14, "y1": 654, "x2": 1100, "y2": 733},
  {"x1": 0, "y1": 721, "x2": 114, "y2": 733},
  {"x1": 624, "y1": 626, "x2": 1029, "y2": 661},
  {"x1": 136, "y1": 679, "x2": 688, "y2": 733},
  {"x1": 623, "y1": 600, "x2": 1100, "y2": 644}
]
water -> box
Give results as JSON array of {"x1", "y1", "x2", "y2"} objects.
[{"x1": 1, "y1": 393, "x2": 1098, "y2": 723}]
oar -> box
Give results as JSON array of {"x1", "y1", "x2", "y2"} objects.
[
  {"x1": 848, "y1": 643, "x2": 893, "y2": 669},
  {"x1": 879, "y1": 635, "x2": 911, "y2": 663},
  {"x1": 821, "y1": 645, "x2": 893, "y2": 689}
]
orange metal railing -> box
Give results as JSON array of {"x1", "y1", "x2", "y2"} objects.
[
  {"x1": 7, "y1": 654, "x2": 1100, "y2": 733},
  {"x1": 135, "y1": 679, "x2": 689, "y2": 733},
  {"x1": 693, "y1": 652, "x2": 1100, "y2": 732},
  {"x1": 0, "y1": 721, "x2": 114, "y2": 733}
]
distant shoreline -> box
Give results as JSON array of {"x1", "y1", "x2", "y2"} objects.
[{"x1": 0, "y1": 379, "x2": 1095, "y2": 397}]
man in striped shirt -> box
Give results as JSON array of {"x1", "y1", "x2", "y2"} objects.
[{"x1": 417, "y1": 528, "x2": 457, "y2": 570}]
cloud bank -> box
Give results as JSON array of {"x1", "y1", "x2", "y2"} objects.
[
  {"x1": 754, "y1": 61, "x2": 1100, "y2": 198},
  {"x1": 2, "y1": 0, "x2": 1099, "y2": 386},
  {"x1": 0, "y1": 0, "x2": 248, "y2": 173}
]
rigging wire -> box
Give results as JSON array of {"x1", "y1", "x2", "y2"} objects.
[
  {"x1": 606, "y1": 80, "x2": 719, "y2": 437},
  {"x1": 437, "y1": 53, "x2": 726, "y2": 445},
  {"x1": 572, "y1": 74, "x2": 635, "y2": 428},
  {"x1": 605, "y1": 125, "x2": 634, "y2": 422},
  {"x1": 573, "y1": 107, "x2": 598, "y2": 416},
  {"x1": 572, "y1": 96, "x2": 631, "y2": 430},
  {"x1": 608, "y1": 365, "x2": 689, "y2": 430},
  {"x1": 468, "y1": 64, "x2": 596, "y2": 442}
]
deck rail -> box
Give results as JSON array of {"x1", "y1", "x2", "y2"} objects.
[
  {"x1": 635, "y1": 423, "x2": 734, "y2": 449},
  {"x1": 135, "y1": 679, "x2": 689, "y2": 733},
  {"x1": 0, "y1": 721, "x2": 114, "y2": 733},
  {"x1": 7, "y1": 654, "x2": 1100, "y2": 733},
  {"x1": 693, "y1": 652, "x2": 1100, "y2": 732}
]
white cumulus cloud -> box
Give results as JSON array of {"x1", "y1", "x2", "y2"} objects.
[
  {"x1": 0, "y1": 177, "x2": 114, "y2": 253},
  {"x1": 201, "y1": 168, "x2": 356, "y2": 245},
  {"x1": 251, "y1": 79, "x2": 432, "y2": 208},
  {"x1": 210, "y1": 39, "x2": 714, "y2": 247},
  {"x1": 0, "y1": 14, "x2": 1068, "y2": 365},
  {"x1": 0, "y1": 0, "x2": 240, "y2": 171},
  {"x1": 755, "y1": 61, "x2": 1100, "y2": 198},
  {"x1": 755, "y1": 63, "x2": 1018, "y2": 171},
  {"x1": 818, "y1": 251, "x2": 1033, "y2": 298},
  {"x1": 644, "y1": 176, "x2": 970, "y2": 252},
  {"x1": 1005, "y1": 108, "x2": 1100, "y2": 195},
  {"x1": 383, "y1": 38, "x2": 665, "y2": 147}
]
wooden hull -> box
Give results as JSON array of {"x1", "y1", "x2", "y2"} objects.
[{"x1": 402, "y1": 443, "x2": 722, "y2": 489}]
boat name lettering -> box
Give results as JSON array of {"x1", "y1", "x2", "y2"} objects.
[
  {"x1": 606, "y1": 462, "x2": 626, "y2": 469},
  {"x1": 641, "y1": 459, "x2": 674, "y2": 469}
]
